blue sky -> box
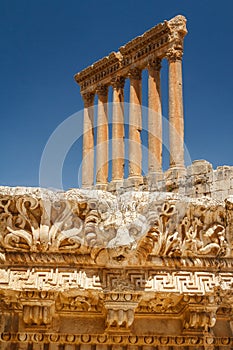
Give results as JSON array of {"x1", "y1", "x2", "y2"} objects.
[{"x1": 0, "y1": 0, "x2": 233, "y2": 189}]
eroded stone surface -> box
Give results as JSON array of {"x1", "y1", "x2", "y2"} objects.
[{"x1": 0, "y1": 186, "x2": 232, "y2": 348}]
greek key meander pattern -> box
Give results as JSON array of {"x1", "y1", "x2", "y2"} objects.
[{"x1": 0, "y1": 268, "x2": 232, "y2": 294}]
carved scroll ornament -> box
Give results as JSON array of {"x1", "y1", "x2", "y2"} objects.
[{"x1": 0, "y1": 188, "x2": 231, "y2": 260}]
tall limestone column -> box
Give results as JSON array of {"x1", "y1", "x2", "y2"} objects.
[
  {"x1": 82, "y1": 92, "x2": 95, "y2": 188},
  {"x1": 167, "y1": 47, "x2": 185, "y2": 170},
  {"x1": 148, "y1": 57, "x2": 162, "y2": 174},
  {"x1": 128, "y1": 67, "x2": 143, "y2": 182},
  {"x1": 96, "y1": 84, "x2": 109, "y2": 188},
  {"x1": 111, "y1": 76, "x2": 125, "y2": 182}
]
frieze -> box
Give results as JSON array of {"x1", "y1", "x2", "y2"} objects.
[
  {"x1": 0, "y1": 188, "x2": 231, "y2": 261},
  {"x1": 0, "y1": 267, "x2": 232, "y2": 295},
  {"x1": 0, "y1": 332, "x2": 232, "y2": 347}
]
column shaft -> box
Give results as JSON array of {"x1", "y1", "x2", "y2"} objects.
[
  {"x1": 148, "y1": 58, "x2": 162, "y2": 173},
  {"x1": 168, "y1": 48, "x2": 185, "y2": 169},
  {"x1": 82, "y1": 92, "x2": 95, "y2": 188},
  {"x1": 112, "y1": 77, "x2": 125, "y2": 181},
  {"x1": 96, "y1": 85, "x2": 109, "y2": 185},
  {"x1": 128, "y1": 68, "x2": 142, "y2": 178}
]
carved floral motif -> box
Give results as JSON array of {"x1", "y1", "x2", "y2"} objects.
[{"x1": 0, "y1": 189, "x2": 230, "y2": 260}]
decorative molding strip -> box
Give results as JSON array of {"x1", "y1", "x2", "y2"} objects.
[
  {"x1": 0, "y1": 267, "x2": 232, "y2": 294},
  {"x1": 0, "y1": 332, "x2": 232, "y2": 347},
  {"x1": 0, "y1": 268, "x2": 101, "y2": 291}
]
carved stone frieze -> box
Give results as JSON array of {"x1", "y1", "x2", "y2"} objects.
[
  {"x1": 0, "y1": 187, "x2": 232, "y2": 345},
  {"x1": 0, "y1": 332, "x2": 232, "y2": 347},
  {"x1": 137, "y1": 293, "x2": 185, "y2": 314},
  {"x1": 0, "y1": 188, "x2": 231, "y2": 262}
]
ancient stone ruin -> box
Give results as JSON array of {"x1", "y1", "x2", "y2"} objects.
[{"x1": 0, "y1": 15, "x2": 233, "y2": 350}]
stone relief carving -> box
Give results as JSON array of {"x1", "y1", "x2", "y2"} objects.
[
  {"x1": 103, "y1": 292, "x2": 141, "y2": 330},
  {"x1": 0, "y1": 195, "x2": 84, "y2": 252},
  {"x1": 0, "y1": 188, "x2": 231, "y2": 261}
]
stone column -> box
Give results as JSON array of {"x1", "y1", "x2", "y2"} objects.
[
  {"x1": 128, "y1": 68, "x2": 143, "y2": 182},
  {"x1": 167, "y1": 47, "x2": 185, "y2": 170},
  {"x1": 96, "y1": 84, "x2": 109, "y2": 188},
  {"x1": 148, "y1": 57, "x2": 162, "y2": 175},
  {"x1": 81, "y1": 92, "x2": 95, "y2": 188},
  {"x1": 111, "y1": 76, "x2": 125, "y2": 182}
]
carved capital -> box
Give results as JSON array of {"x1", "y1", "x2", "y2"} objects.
[
  {"x1": 128, "y1": 67, "x2": 142, "y2": 80},
  {"x1": 148, "y1": 57, "x2": 162, "y2": 73},
  {"x1": 96, "y1": 83, "x2": 108, "y2": 96},
  {"x1": 82, "y1": 92, "x2": 95, "y2": 108},
  {"x1": 111, "y1": 76, "x2": 125, "y2": 90},
  {"x1": 166, "y1": 47, "x2": 183, "y2": 62}
]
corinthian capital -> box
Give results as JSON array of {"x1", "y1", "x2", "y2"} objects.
[
  {"x1": 148, "y1": 57, "x2": 162, "y2": 72},
  {"x1": 128, "y1": 67, "x2": 142, "y2": 80},
  {"x1": 166, "y1": 47, "x2": 183, "y2": 62},
  {"x1": 111, "y1": 76, "x2": 125, "y2": 90},
  {"x1": 96, "y1": 84, "x2": 108, "y2": 96},
  {"x1": 82, "y1": 92, "x2": 95, "y2": 108}
]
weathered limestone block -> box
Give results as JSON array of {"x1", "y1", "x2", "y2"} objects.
[{"x1": 187, "y1": 160, "x2": 213, "y2": 176}]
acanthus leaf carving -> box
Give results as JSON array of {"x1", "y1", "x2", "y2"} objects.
[{"x1": 0, "y1": 189, "x2": 231, "y2": 260}]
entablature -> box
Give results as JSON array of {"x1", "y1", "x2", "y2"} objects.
[{"x1": 74, "y1": 15, "x2": 187, "y2": 93}]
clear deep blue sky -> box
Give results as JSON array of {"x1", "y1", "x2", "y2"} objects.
[{"x1": 0, "y1": 0, "x2": 233, "y2": 189}]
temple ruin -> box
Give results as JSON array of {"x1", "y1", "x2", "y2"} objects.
[
  {"x1": 0, "y1": 15, "x2": 233, "y2": 350},
  {"x1": 75, "y1": 15, "x2": 186, "y2": 189}
]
